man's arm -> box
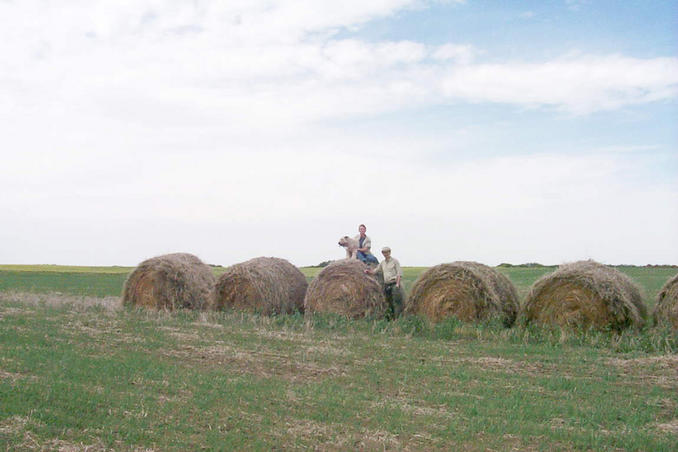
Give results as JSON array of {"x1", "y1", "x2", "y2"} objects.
[{"x1": 365, "y1": 261, "x2": 383, "y2": 275}]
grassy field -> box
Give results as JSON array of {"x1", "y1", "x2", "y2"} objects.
[
  {"x1": 1, "y1": 264, "x2": 675, "y2": 310},
  {"x1": 1, "y1": 264, "x2": 677, "y2": 450}
]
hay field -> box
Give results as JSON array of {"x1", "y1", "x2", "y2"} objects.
[
  {"x1": 2, "y1": 264, "x2": 674, "y2": 308},
  {"x1": 1, "y1": 264, "x2": 677, "y2": 450}
]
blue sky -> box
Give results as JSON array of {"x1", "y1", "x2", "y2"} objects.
[
  {"x1": 356, "y1": 1, "x2": 677, "y2": 56},
  {"x1": 0, "y1": 0, "x2": 676, "y2": 266}
]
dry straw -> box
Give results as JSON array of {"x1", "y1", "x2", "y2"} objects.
[
  {"x1": 523, "y1": 260, "x2": 647, "y2": 331},
  {"x1": 121, "y1": 253, "x2": 215, "y2": 311},
  {"x1": 405, "y1": 261, "x2": 519, "y2": 326},
  {"x1": 304, "y1": 259, "x2": 387, "y2": 319},
  {"x1": 653, "y1": 273, "x2": 678, "y2": 329},
  {"x1": 213, "y1": 257, "x2": 307, "y2": 315}
]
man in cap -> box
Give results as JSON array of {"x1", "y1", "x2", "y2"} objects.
[{"x1": 365, "y1": 246, "x2": 403, "y2": 319}]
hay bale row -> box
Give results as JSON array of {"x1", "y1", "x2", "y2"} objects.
[
  {"x1": 122, "y1": 254, "x2": 665, "y2": 333},
  {"x1": 122, "y1": 253, "x2": 215, "y2": 311},
  {"x1": 653, "y1": 273, "x2": 678, "y2": 329},
  {"x1": 214, "y1": 257, "x2": 307, "y2": 315},
  {"x1": 523, "y1": 260, "x2": 647, "y2": 331},
  {"x1": 404, "y1": 260, "x2": 653, "y2": 331},
  {"x1": 122, "y1": 254, "x2": 306, "y2": 314},
  {"x1": 405, "y1": 261, "x2": 519, "y2": 326}
]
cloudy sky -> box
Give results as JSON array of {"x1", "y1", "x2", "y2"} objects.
[{"x1": 1, "y1": 0, "x2": 677, "y2": 267}]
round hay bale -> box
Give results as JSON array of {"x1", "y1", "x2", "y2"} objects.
[
  {"x1": 405, "y1": 261, "x2": 519, "y2": 326},
  {"x1": 121, "y1": 253, "x2": 215, "y2": 310},
  {"x1": 214, "y1": 257, "x2": 307, "y2": 315},
  {"x1": 304, "y1": 259, "x2": 387, "y2": 319},
  {"x1": 653, "y1": 273, "x2": 678, "y2": 329},
  {"x1": 523, "y1": 260, "x2": 647, "y2": 330}
]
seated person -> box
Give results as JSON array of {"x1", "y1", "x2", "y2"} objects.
[{"x1": 354, "y1": 224, "x2": 379, "y2": 265}]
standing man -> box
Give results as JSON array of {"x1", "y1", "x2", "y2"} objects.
[
  {"x1": 354, "y1": 224, "x2": 379, "y2": 265},
  {"x1": 365, "y1": 246, "x2": 403, "y2": 319}
]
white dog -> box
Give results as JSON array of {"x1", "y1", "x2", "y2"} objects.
[{"x1": 338, "y1": 235, "x2": 360, "y2": 259}]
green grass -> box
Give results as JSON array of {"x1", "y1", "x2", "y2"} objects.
[
  {"x1": 0, "y1": 264, "x2": 676, "y2": 450},
  {"x1": 0, "y1": 271, "x2": 128, "y2": 298},
  {"x1": 0, "y1": 264, "x2": 134, "y2": 273},
  {"x1": 612, "y1": 266, "x2": 678, "y2": 302},
  {"x1": 0, "y1": 302, "x2": 676, "y2": 451}
]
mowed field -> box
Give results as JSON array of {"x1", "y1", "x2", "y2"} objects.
[{"x1": 1, "y1": 264, "x2": 677, "y2": 451}]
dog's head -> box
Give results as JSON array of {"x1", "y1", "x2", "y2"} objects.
[{"x1": 338, "y1": 236, "x2": 350, "y2": 247}]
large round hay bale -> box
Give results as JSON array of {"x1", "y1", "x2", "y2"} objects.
[
  {"x1": 304, "y1": 259, "x2": 387, "y2": 319},
  {"x1": 122, "y1": 253, "x2": 215, "y2": 310},
  {"x1": 653, "y1": 273, "x2": 678, "y2": 329},
  {"x1": 405, "y1": 261, "x2": 519, "y2": 326},
  {"x1": 523, "y1": 260, "x2": 647, "y2": 330},
  {"x1": 214, "y1": 257, "x2": 307, "y2": 315}
]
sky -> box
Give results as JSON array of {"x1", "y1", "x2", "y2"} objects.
[{"x1": 1, "y1": 0, "x2": 677, "y2": 267}]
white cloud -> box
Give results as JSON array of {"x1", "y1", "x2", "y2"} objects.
[
  {"x1": 431, "y1": 44, "x2": 476, "y2": 64},
  {"x1": 1, "y1": 0, "x2": 676, "y2": 129},
  {"x1": 440, "y1": 55, "x2": 678, "y2": 114}
]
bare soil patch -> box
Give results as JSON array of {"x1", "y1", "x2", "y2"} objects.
[
  {"x1": 656, "y1": 419, "x2": 678, "y2": 434},
  {"x1": 163, "y1": 343, "x2": 348, "y2": 382},
  {"x1": 606, "y1": 355, "x2": 678, "y2": 389},
  {"x1": 0, "y1": 291, "x2": 120, "y2": 310},
  {"x1": 429, "y1": 356, "x2": 552, "y2": 376}
]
